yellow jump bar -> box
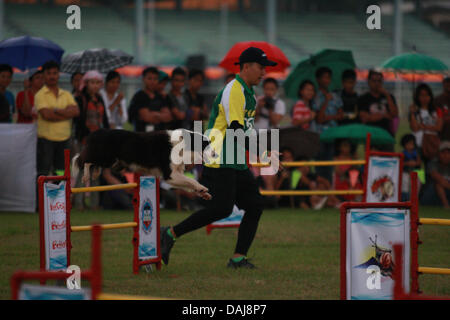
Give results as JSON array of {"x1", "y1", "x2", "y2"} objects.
[
  {"x1": 96, "y1": 293, "x2": 171, "y2": 300},
  {"x1": 71, "y1": 222, "x2": 137, "y2": 232},
  {"x1": 418, "y1": 267, "x2": 450, "y2": 275},
  {"x1": 419, "y1": 218, "x2": 450, "y2": 226},
  {"x1": 71, "y1": 183, "x2": 138, "y2": 194},
  {"x1": 260, "y1": 190, "x2": 364, "y2": 196},
  {"x1": 251, "y1": 160, "x2": 366, "y2": 167}
]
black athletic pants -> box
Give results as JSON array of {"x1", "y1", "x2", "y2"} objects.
[{"x1": 173, "y1": 166, "x2": 265, "y2": 256}]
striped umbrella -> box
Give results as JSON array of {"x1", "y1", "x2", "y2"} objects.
[{"x1": 61, "y1": 48, "x2": 133, "y2": 73}]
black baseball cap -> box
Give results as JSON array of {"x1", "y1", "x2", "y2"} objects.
[{"x1": 235, "y1": 47, "x2": 277, "y2": 67}]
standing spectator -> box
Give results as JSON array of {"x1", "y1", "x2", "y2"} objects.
[
  {"x1": 128, "y1": 66, "x2": 172, "y2": 132},
  {"x1": 291, "y1": 80, "x2": 316, "y2": 130},
  {"x1": 167, "y1": 67, "x2": 189, "y2": 129},
  {"x1": 15, "y1": 69, "x2": 44, "y2": 124},
  {"x1": 254, "y1": 78, "x2": 286, "y2": 130},
  {"x1": 0, "y1": 64, "x2": 15, "y2": 122},
  {"x1": 35, "y1": 60, "x2": 79, "y2": 177},
  {"x1": 313, "y1": 67, "x2": 344, "y2": 183},
  {"x1": 434, "y1": 77, "x2": 450, "y2": 141},
  {"x1": 358, "y1": 70, "x2": 398, "y2": 150},
  {"x1": 337, "y1": 69, "x2": 359, "y2": 125},
  {"x1": 71, "y1": 72, "x2": 83, "y2": 97},
  {"x1": 184, "y1": 69, "x2": 208, "y2": 130},
  {"x1": 157, "y1": 70, "x2": 169, "y2": 98},
  {"x1": 99, "y1": 71, "x2": 127, "y2": 129},
  {"x1": 409, "y1": 83, "x2": 443, "y2": 166},
  {"x1": 420, "y1": 141, "x2": 450, "y2": 208},
  {"x1": 73, "y1": 70, "x2": 109, "y2": 210},
  {"x1": 400, "y1": 134, "x2": 421, "y2": 201}
]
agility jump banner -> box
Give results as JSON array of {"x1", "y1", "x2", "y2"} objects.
[
  {"x1": 341, "y1": 203, "x2": 411, "y2": 300},
  {"x1": 18, "y1": 284, "x2": 90, "y2": 300},
  {"x1": 364, "y1": 153, "x2": 403, "y2": 203},
  {"x1": 42, "y1": 181, "x2": 68, "y2": 271},
  {"x1": 138, "y1": 176, "x2": 159, "y2": 261}
]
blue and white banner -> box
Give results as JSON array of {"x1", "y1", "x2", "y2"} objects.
[
  {"x1": 43, "y1": 181, "x2": 67, "y2": 271},
  {"x1": 19, "y1": 284, "x2": 90, "y2": 300},
  {"x1": 366, "y1": 156, "x2": 400, "y2": 203},
  {"x1": 346, "y1": 208, "x2": 410, "y2": 300},
  {"x1": 138, "y1": 176, "x2": 158, "y2": 260},
  {"x1": 211, "y1": 205, "x2": 244, "y2": 226}
]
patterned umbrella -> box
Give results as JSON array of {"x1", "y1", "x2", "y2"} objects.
[{"x1": 60, "y1": 48, "x2": 133, "y2": 73}]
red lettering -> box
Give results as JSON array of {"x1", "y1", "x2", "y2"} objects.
[
  {"x1": 50, "y1": 201, "x2": 65, "y2": 212},
  {"x1": 52, "y1": 240, "x2": 66, "y2": 250}
]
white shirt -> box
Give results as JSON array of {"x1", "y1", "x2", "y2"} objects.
[
  {"x1": 254, "y1": 95, "x2": 286, "y2": 130},
  {"x1": 100, "y1": 88, "x2": 128, "y2": 129}
]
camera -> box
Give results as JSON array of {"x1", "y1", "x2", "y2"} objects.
[{"x1": 263, "y1": 96, "x2": 276, "y2": 111}]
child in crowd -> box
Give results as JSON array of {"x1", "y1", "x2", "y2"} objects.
[
  {"x1": 333, "y1": 139, "x2": 362, "y2": 202},
  {"x1": 291, "y1": 80, "x2": 316, "y2": 130},
  {"x1": 401, "y1": 134, "x2": 422, "y2": 201}
]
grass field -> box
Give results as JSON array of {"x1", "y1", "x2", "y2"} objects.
[{"x1": 0, "y1": 206, "x2": 449, "y2": 300}]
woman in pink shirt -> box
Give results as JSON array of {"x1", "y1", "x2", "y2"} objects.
[{"x1": 291, "y1": 80, "x2": 316, "y2": 130}]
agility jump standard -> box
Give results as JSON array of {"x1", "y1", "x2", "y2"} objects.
[
  {"x1": 12, "y1": 225, "x2": 168, "y2": 300},
  {"x1": 38, "y1": 149, "x2": 161, "y2": 276}
]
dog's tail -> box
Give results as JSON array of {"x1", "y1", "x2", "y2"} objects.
[{"x1": 71, "y1": 153, "x2": 80, "y2": 178}]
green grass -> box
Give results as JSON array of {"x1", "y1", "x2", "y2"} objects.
[{"x1": 0, "y1": 207, "x2": 449, "y2": 300}]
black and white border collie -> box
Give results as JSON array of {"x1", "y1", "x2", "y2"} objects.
[{"x1": 71, "y1": 128, "x2": 215, "y2": 200}]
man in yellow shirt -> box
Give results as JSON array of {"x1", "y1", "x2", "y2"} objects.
[{"x1": 35, "y1": 61, "x2": 79, "y2": 177}]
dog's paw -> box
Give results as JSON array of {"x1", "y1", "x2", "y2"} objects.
[{"x1": 196, "y1": 187, "x2": 212, "y2": 200}]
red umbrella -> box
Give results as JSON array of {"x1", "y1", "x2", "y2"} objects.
[{"x1": 219, "y1": 41, "x2": 290, "y2": 73}]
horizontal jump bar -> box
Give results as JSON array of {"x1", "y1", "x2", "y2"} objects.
[
  {"x1": 260, "y1": 190, "x2": 364, "y2": 196},
  {"x1": 71, "y1": 222, "x2": 137, "y2": 232},
  {"x1": 418, "y1": 267, "x2": 450, "y2": 275},
  {"x1": 71, "y1": 183, "x2": 138, "y2": 194},
  {"x1": 419, "y1": 218, "x2": 450, "y2": 226},
  {"x1": 251, "y1": 160, "x2": 366, "y2": 167}
]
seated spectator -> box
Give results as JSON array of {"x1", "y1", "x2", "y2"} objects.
[
  {"x1": 420, "y1": 141, "x2": 450, "y2": 208},
  {"x1": 333, "y1": 139, "x2": 362, "y2": 202},
  {"x1": 0, "y1": 90, "x2": 9, "y2": 122},
  {"x1": 400, "y1": 134, "x2": 422, "y2": 201},
  {"x1": 337, "y1": 69, "x2": 358, "y2": 125},
  {"x1": 167, "y1": 67, "x2": 189, "y2": 129},
  {"x1": 71, "y1": 72, "x2": 84, "y2": 97},
  {"x1": 435, "y1": 77, "x2": 450, "y2": 141},
  {"x1": 409, "y1": 83, "x2": 443, "y2": 167},
  {"x1": 73, "y1": 70, "x2": 110, "y2": 210},
  {"x1": 128, "y1": 66, "x2": 172, "y2": 132},
  {"x1": 291, "y1": 80, "x2": 316, "y2": 130},
  {"x1": 100, "y1": 168, "x2": 134, "y2": 210},
  {"x1": 255, "y1": 77, "x2": 286, "y2": 130},
  {"x1": 100, "y1": 71, "x2": 128, "y2": 129},
  {"x1": 16, "y1": 69, "x2": 44, "y2": 123},
  {"x1": 275, "y1": 148, "x2": 302, "y2": 208},
  {"x1": 358, "y1": 70, "x2": 398, "y2": 151},
  {"x1": 0, "y1": 64, "x2": 15, "y2": 122},
  {"x1": 313, "y1": 67, "x2": 344, "y2": 183},
  {"x1": 184, "y1": 69, "x2": 208, "y2": 130}
]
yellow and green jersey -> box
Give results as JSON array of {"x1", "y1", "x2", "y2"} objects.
[{"x1": 205, "y1": 74, "x2": 256, "y2": 170}]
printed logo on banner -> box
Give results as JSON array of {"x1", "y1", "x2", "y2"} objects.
[
  {"x1": 141, "y1": 199, "x2": 153, "y2": 234},
  {"x1": 370, "y1": 176, "x2": 395, "y2": 201},
  {"x1": 138, "y1": 177, "x2": 157, "y2": 260}
]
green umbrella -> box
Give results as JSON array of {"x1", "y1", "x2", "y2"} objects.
[
  {"x1": 320, "y1": 124, "x2": 395, "y2": 145},
  {"x1": 380, "y1": 52, "x2": 448, "y2": 74},
  {"x1": 283, "y1": 49, "x2": 356, "y2": 99}
]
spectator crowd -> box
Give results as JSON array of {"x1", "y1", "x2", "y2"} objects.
[{"x1": 1, "y1": 61, "x2": 449, "y2": 211}]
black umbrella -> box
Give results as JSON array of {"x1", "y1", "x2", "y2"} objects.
[{"x1": 60, "y1": 48, "x2": 133, "y2": 73}]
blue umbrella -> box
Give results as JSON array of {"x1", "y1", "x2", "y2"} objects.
[{"x1": 0, "y1": 36, "x2": 64, "y2": 71}]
